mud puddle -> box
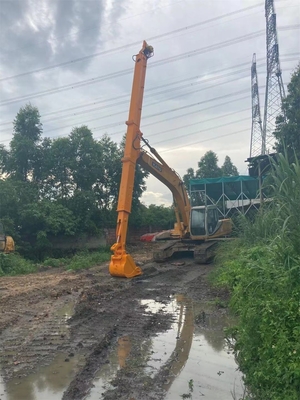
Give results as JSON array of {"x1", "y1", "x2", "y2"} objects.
[
  {"x1": 87, "y1": 295, "x2": 244, "y2": 400},
  {"x1": 0, "y1": 352, "x2": 85, "y2": 400},
  {"x1": 0, "y1": 301, "x2": 81, "y2": 400}
]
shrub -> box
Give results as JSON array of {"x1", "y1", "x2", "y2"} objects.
[
  {"x1": 213, "y1": 153, "x2": 300, "y2": 399},
  {"x1": 0, "y1": 253, "x2": 36, "y2": 276}
]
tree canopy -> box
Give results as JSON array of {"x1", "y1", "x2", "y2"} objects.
[
  {"x1": 183, "y1": 151, "x2": 239, "y2": 190},
  {"x1": 274, "y1": 64, "x2": 300, "y2": 161},
  {"x1": 0, "y1": 104, "x2": 163, "y2": 259}
]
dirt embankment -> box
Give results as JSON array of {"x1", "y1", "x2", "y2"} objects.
[{"x1": 0, "y1": 243, "x2": 230, "y2": 400}]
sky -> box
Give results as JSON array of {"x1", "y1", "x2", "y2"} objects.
[{"x1": 0, "y1": 0, "x2": 299, "y2": 206}]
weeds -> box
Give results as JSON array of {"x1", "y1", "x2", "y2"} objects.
[
  {"x1": 0, "y1": 253, "x2": 36, "y2": 276},
  {"x1": 213, "y1": 153, "x2": 300, "y2": 400},
  {"x1": 0, "y1": 249, "x2": 111, "y2": 276}
]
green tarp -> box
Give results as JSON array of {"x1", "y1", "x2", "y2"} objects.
[{"x1": 189, "y1": 175, "x2": 259, "y2": 201}]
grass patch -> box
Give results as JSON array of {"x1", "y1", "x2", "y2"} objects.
[
  {"x1": 0, "y1": 248, "x2": 111, "y2": 276},
  {"x1": 0, "y1": 253, "x2": 37, "y2": 276},
  {"x1": 64, "y1": 249, "x2": 111, "y2": 271},
  {"x1": 212, "y1": 153, "x2": 300, "y2": 400}
]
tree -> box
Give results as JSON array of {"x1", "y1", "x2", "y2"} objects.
[
  {"x1": 183, "y1": 167, "x2": 195, "y2": 191},
  {"x1": 196, "y1": 151, "x2": 221, "y2": 178},
  {"x1": 8, "y1": 104, "x2": 43, "y2": 181},
  {"x1": 274, "y1": 64, "x2": 300, "y2": 161},
  {"x1": 69, "y1": 126, "x2": 103, "y2": 191},
  {"x1": 221, "y1": 155, "x2": 239, "y2": 176},
  {"x1": 0, "y1": 145, "x2": 9, "y2": 176}
]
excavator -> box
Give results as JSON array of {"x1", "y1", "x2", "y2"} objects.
[
  {"x1": 0, "y1": 222, "x2": 15, "y2": 253},
  {"x1": 109, "y1": 41, "x2": 232, "y2": 278}
]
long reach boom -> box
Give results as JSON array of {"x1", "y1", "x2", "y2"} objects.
[{"x1": 109, "y1": 41, "x2": 154, "y2": 278}]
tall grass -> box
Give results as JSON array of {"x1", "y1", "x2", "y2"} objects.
[
  {"x1": 0, "y1": 249, "x2": 111, "y2": 276},
  {"x1": 214, "y1": 153, "x2": 300, "y2": 400}
]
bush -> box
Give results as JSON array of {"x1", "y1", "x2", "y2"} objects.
[
  {"x1": 65, "y1": 249, "x2": 111, "y2": 271},
  {"x1": 0, "y1": 253, "x2": 36, "y2": 276},
  {"x1": 213, "y1": 153, "x2": 300, "y2": 399}
]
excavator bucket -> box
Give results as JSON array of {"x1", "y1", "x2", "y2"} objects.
[{"x1": 109, "y1": 253, "x2": 142, "y2": 278}]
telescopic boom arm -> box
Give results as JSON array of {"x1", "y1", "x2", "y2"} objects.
[{"x1": 109, "y1": 41, "x2": 153, "y2": 278}]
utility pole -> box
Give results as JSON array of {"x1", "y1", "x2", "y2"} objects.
[
  {"x1": 262, "y1": 0, "x2": 286, "y2": 155},
  {"x1": 250, "y1": 53, "x2": 263, "y2": 158}
]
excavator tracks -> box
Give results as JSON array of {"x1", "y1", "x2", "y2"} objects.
[{"x1": 153, "y1": 240, "x2": 219, "y2": 264}]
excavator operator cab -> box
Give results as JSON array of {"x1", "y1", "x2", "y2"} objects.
[{"x1": 190, "y1": 205, "x2": 220, "y2": 237}]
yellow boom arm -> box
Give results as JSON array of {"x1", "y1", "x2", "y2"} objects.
[
  {"x1": 137, "y1": 147, "x2": 191, "y2": 238},
  {"x1": 109, "y1": 41, "x2": 153, "y2": 278}
]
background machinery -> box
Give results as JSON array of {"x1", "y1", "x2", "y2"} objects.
[
  {"x1": 109, "y1": 42, "x2": 232, "y2": 278},
  {"x1": 0, "y1": 222, "x2": 15, "y2": 253}
]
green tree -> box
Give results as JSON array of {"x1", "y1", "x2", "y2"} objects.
[
  {"x1": 221, "y1": 155, "x2": 239, "y2": 176},
  {"x1": 274, "y1": 64, "x2": 300, "y2": 161},
  {"x1": 196, "y1": 151, "x2": 221, "y2": 178},
  {"x1": 183, "y1": 167, "x2": 195, "y2": 191},
  {"x1": 0, "y1": 144, "x2": 9, "y2": 176},
  {"x1": 8, "y1": 104, "x2": 43, "y2": 181},
  {"x1": 47, "y1": 137, "x2": 74, "y2": 199},
  {"x1": 69, "y1": 126, "x2": 103, "y2": 191}
]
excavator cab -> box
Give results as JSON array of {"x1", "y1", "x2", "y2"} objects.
[{"x1": 190, "y1": 205, "x2": 220, "y2": 238}]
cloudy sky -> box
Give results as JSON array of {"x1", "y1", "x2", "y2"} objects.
[{"x1": 0, "y1": 0, "x2": 299, "y2": 205}]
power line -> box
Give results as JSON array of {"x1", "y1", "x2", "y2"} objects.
[
  {"x1": 0, "y1": 57, "x2": 264, "y2": 126},
  {"x1": 3, "y1": 0, "x2": 186, "y2": 56},
  {"x1": 159, "y1": 129, "x2": 249, "y2": 154},
  {"x1": 2, "y1": 89, "x2": 248, "y2": 142},
  {"x1": 0, "y1": 53, "x2": 296, "y2": 133},
  {"x1": 146, "y1": 107, "x2": 250, "y2": 140},
  {"x1": 152, "y1": 116, "x2": 249, "y2": 147},
  {"x1": 1, "y1": 24, "x2": 297, "y2": 107},
  {"x1": 0, "y1": 3, "x2": 264, "y2": 82}
]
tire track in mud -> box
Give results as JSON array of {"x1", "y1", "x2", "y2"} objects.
[{"x1": 61, "y1": 262, "x2": 200, "y2": 400}]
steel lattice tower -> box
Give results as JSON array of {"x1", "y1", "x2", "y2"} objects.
[
  {"x1": 262, "y1": 0, "x2": 286, "y2": 154},
  {"x1": 250, "y1": 53, "x2": 263, "y2": 157}
]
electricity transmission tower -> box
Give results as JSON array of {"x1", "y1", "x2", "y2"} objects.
[
  {"x1": 262, "y1": 0, "x2": 286, "y2": 154},
  {"x1": 250, "y1": 53, "x2": 263, "y2": 158}
]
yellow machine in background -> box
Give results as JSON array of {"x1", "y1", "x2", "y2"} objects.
[
  {"x1": 0, "y1": 222, "x2": 15, "y2": 253},
  {"x1": 109, "y1": 42, "x2": 232, "y2": 278}
]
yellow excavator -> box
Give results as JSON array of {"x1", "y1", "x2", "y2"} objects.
[
  {"x1": 0, "y1": 222, "x2": 15, "y2": 253},
  {"x1": 109, "y1": 42, "x2": 232, "y2": 278}
]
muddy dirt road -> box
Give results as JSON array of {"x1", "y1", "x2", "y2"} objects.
[{"x1": 0, "y1": 244, "x2": 244, "y2": 400}]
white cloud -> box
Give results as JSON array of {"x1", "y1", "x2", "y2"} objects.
[{"x1": 0, "y1": 0, "x2": 299, "y2": 204}]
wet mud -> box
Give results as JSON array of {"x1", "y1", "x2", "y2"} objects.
[{"x1": 0, "y1": 244, "x2": 243, "y2": 399}]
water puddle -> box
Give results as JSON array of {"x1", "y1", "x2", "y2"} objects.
[
  {"x1": 0, "y1": 352, "x2": 85, "y2": 400},
  {"x1": 85, "y1": 336, "x2": 130, "y2": 399},
  {"x1": 87, "y1": 295, "x2": 243, "y2": 399},
  {"x1": 0, "y1": 301, "x2": 82, "y2": 400},
  {"x1": 146, "y1": 295, "x2": 244, "y2": 399}
]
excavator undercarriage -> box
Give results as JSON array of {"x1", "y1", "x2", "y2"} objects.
[{"x1": 153, "y1": 239, "x2": 219, "y2": 264}]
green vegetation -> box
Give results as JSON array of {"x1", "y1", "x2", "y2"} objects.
[
  {"x1": 0, "y1": 253, "x2": 36, "y2": 276},
  {"x1": 183, "y1": 150, "x2": 239, "y2": 190},
  {"x1": 0, "y1": 104, "x2": 175, "y2": 261},
  {"x1": 214, "y1": 153, "x2": 300, "y2": 399},
  {"x1": 0, "y1": 249, "x2": 111, "y2": 276},
  {"x1": 274, "y1": 65, "x2": 300, "y2": 162}
]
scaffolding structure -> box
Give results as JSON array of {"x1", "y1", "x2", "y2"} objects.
[{"x1": 189, "y1": 175, "x2": 263, "y2": 217}]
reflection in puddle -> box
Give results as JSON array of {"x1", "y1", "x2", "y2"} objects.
[
  {"x1": 144, "y1": 295, "x2": 244, "y2": 399},
  {"x1": 0, "y1": 301, "x2": 79, "y2": 400},
  {"x1": 0, "y1": 352, "x2": 85, "y2": 400},
  {"x1": 87, "y1": 295, "x2": 243, "y2": 399},
  {"x1": 86, "y1": 336, "x2": 130, "y2": 399}
]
